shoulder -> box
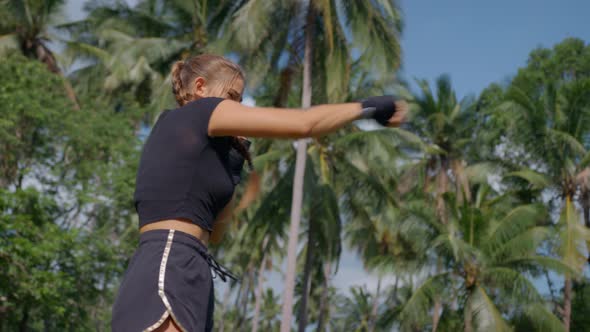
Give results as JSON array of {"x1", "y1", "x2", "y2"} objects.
[
  {"x1": 182, "y1": 97, "x2": 226, "y2": 115},
  {"x1": 169, "y1": 97, "x2": 227, "y2": 134}
]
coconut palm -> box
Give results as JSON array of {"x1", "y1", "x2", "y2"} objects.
[
  {"x1": 398, "y1": 185, "x2": 571, "y2": 332},
  {"x1": 335, "y1": 286, "x2": 380, "y2": 332},
  {"x1": 259, "y1": 288, "x2": 282, "y2": 332},
  {"x1": 62, "y1": 0, "x2": 244, "y2": 119},
  {"x1": 392, "y1": 74, "x2": 484, "y2": 330},
  {"x1": 293, "y1": 97, "x2": 415, "y2": 330},
  {"x1": 0, "y1": 0, "x2": 80, "y2": 108},
  {"x1": 499, "y1": 81, "x2": 590, "y2": 330},
  {"x1": 226, "y1": 2, "x2": 403, "y2": 329},
  {"x1": 498, "y1": 77, "x2": 590, "y2": 330}
]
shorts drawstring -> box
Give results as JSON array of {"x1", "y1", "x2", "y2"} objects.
[
  {"x1": 203, "y1": 253, "x2": 239, "y2": 282},
  {"x1": 141, "y1": 229, "x2": 239, "y2": 283}
]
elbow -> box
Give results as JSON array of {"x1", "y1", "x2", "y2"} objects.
[
  {"x1": 292, "y1": 111, "x2": 320, "y2": 138},
  {"x1": 294, "y1": 120, "x2": 314, "y2": 139}
]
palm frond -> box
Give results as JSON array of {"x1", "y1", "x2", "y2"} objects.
[
  {"x1": 505, "y1": 169, "x2": 552, "y2": 190},
  {"x1": 230, "y1": 0, "x2": 282, "y2": 51},
  {"x1": 485, "y1": 204, "x2": 546, "y2": 255},
  {"x1": 480, "y1": 267, "x2": 542, "y2": 303},
  {"x1": 522, "y1": 303, "x2": 565, "y2": 332},
  {"x1": 464, "y1": 162, "x2": 502, "y2": 186},
  {"x1": 488, "y1": 227, "x2": 549, "y2": 264},
  {"x1": 558, "y1": 197, "x2": 590, "y2": 275},
  {"x1": 501, "y1": 256, "x2": 576, "y2": 276},
  {"x1": 340, "y1": 0, "x2": 401, "y2": 74},
  {"x1": 580, "y1": 151, "x2": 590, "y2": 169},
  {"x1": 465, "y1": 286, "x2": 511, "y2": 332},
  {"x1": 398, "y1": 272, "x2": 451, "y2": 330},
  {"x1": 546, "y1": 128, "x2": 587, "y2": 157}
]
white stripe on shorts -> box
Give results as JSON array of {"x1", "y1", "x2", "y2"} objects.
[{"x1": 143, "y1": 230, "x2": 188, "y2": 332}]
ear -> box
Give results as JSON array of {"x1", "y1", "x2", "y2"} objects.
[{"x1": 193, "y1": 77, "x2": 208, "y2": 98}]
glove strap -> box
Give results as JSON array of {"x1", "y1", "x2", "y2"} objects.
[{"x1": 360, "y1": 96, "x2": 397, "y2": 126}]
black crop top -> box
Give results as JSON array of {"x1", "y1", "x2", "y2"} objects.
[{"x1": 133, "y1": 97, "x2": 235, "y2": 231}]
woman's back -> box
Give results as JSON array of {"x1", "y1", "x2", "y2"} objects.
[{"x1": 134, "y1": 97, "x2": 235, "y2": 232}]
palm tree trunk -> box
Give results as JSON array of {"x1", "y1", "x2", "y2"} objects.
[
  {"x1": 432, "y1": 298, "x2": 442, "y2": 332},
  {"x1": 234, "y1": 262, "x2": 251, "y2": 330},
  {"x1": 218, "y1": 286, "x2": 233, "y2": 332},
  {"x1": 19, "y1": 304, "x2": 29, "y2": 332},
  {"x1": 581, "y1": 189, "x2": 590, "y2": 263},
  {"x1": 273, "y1": 67, "x2": 295, "y2": 107},
  {"x1": 464, "y1": 288, "x2": 473, "y2": 332},
  {"x1": 239, "y1": 265, "x2": 255, "y2": 332},
  {"x1": 368, "y1": 277, "x2": 382, "y2": 332},
  {"x1": 432, "y1": 259, "x2": 443, "y2": 332},
  {"x1": 62, "y1": 80, "x2": 80, "y2": 110},
  {"x1": 317, "y1": 262, "x2": 332, "y2": 332},
  {"x1": 34, "y1": 43, "x2": 80, "y2": 110},
  {"x1": 583, "y1": 195, "x2": 589, "y2": 229},
  {"x1": 464, "y1": 307, "x2": 473, "y2": 332},
  {"x1": 436, "y1": 158, "x2": 450, "y2": 225},
  {"x1": 563, "y1": 277, "x2": 572, "y2": 331},
  {"x1": 432, "y1": 159, "x2": 449, "y2": 332},
  {"x1": 280, "y1": 3, "x2": 314, "y2": 332},
  {"x1": 297, "y1": 225, "x2": 316, "y2": 332},
  {"x1": 252, "y1": 237, "x2": 269, "y2": 332},
  {"x1": 251, "y1": 255, "x2": 266, "y2": 332},
  {"x1": 234, "y1": 277, "x2": 243, "y2": 309}
]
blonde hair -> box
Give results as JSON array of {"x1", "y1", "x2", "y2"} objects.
[{"x1": 171, "y1": 54, "x2": 245, "y2": 106}]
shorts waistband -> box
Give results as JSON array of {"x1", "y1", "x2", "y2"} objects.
[
  {"x1": 139, "y1": 229, "x2": 207, "y2": 253},
  {"x1": 139, "y1": 229, "x2": 238, "y2": 283}
]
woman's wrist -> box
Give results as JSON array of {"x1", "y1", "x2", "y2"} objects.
[{"x1": 359, "y1": 96, "x2": 398, "y2": 125}]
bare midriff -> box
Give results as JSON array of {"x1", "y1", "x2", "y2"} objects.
[{"x1": 139, "y1": 219, "x2": 210, "y2": 246}]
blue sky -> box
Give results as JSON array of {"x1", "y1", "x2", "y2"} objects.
[
  {"x1": 400, "y1": 0, "x2": 590, "y2": 98},
  {"x1": 63, "y1": 0, "x2": 590, "y2": 298}
]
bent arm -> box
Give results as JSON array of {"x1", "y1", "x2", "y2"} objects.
[
  {"x1": 208, "y1": 100, "x2": 364, "y2": 138},
  {"x1": 209, "y1": 198, "x2": 234, "y2": 245}
]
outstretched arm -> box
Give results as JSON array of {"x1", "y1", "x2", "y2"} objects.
[{"x1": 208, "y1": 99, "x2": 408, "y2": 138}]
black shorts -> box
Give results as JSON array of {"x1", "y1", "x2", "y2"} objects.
[{"x1": 111, "y1": 229, "x2": 217, "y2": 332}]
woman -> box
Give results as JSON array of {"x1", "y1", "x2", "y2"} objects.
[{"x1": 111, "y1": 54, "x2": 407, "y2": 332}]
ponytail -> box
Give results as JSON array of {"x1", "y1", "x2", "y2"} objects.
[
  {"x1": 171, "y1": 61, "x2": 192, "y2": 106},
  {"x1": 231, "y1": 137, "x2": 253, "y2": 171}
]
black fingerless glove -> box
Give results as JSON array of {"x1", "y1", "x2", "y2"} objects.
[
  {"x1": 228, "y1": 139, "x2": 251, "y2": 185},
  {"x1": 360, "y1": 95, "x2": 398, "y2": 126}
]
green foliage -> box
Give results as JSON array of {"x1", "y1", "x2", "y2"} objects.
[
  {"x1": 1, "y1": 188, "x2": 92, "y2": 331},
  {"x1": 1, "y1": 1, "x2": 590, "y2": 331},
  {"x1": 0, "y1": 53, "x2": 71, "y2": 187},
  {"x1": 0, "y1": 48, "x2": 140, "y2": 331},
  {"x1": 394, "y1": 185, "x2": 569, "y2": 331}
]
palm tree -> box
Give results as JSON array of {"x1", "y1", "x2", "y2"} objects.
[
  {"x1": 294, "y1": 72, "x2": 413, "y2": 329},
  {"x1": 499, "y1": 77, "x2": 590, "y2": 330},
  {"x1": 0, "y1": 0, "x2": 79, "y2": 109},
  {"x1": 398, "y1": 185, "x2": 571, "y2": 331},
  {"x1": 242, "y1": 160, "x2": 295, "y2": 332},
  {"x1": 283, "y1": 5, "x2": 314, "y2": 331},
  {"x1": 259, "y1": 289, "x2": 282, "y2": 332},
  {"x1": 228, "y1": 2, "x2": 403, "y2": 330},
  {"x1": 62, "y1": 0, "x2": 244, "y2": 119},
  {"x1": 335, "y1": 286, "x2": 380, "y2": 332},
  {"x1": 398, "y1": 74, "x2": 482, "y2": 330}
]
